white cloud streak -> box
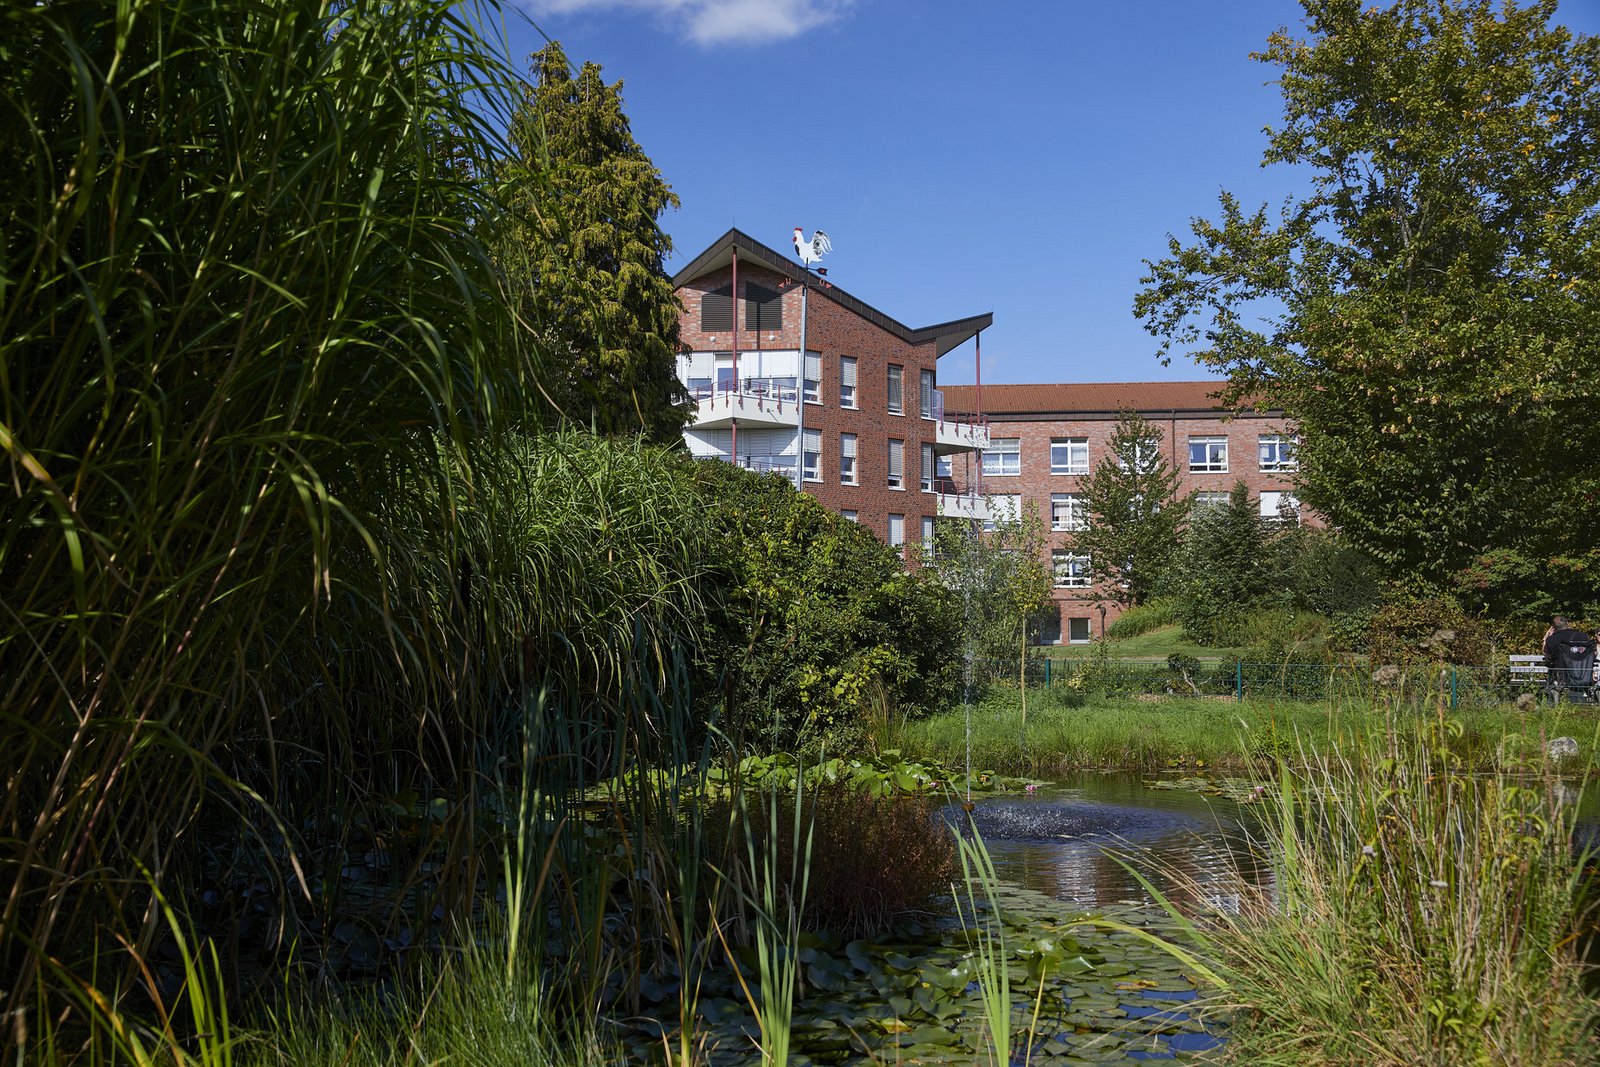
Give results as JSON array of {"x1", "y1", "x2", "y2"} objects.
[{"x1": 526, "y1": 0, "x2": 852, "y2": 46}]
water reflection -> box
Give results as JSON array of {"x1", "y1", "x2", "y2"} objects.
[{"x1": 951, "y1": 773, "x2": 1272, "y2": 915}]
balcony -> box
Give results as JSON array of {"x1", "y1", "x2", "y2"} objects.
[
  {"x1": 688, "y1": 379, "x2": 801, "y2": 430},
  {"x1": 929, "y1": 389, "x2": 989, "y2": 454},
  {"x1": 694, "y1": 452, "x2": 797, "y2": 478},
  {"x1": 933, "y1": 489, "x2": 989, "y2": 522}
]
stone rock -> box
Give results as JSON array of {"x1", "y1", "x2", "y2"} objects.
[{"x1": 1545, "y1": 736, "x2": 1580, "y2": 763}]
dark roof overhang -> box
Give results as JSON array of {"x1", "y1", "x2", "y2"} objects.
[{"x1": 672, "y1": 227, "x2": 991, "y2": 358}]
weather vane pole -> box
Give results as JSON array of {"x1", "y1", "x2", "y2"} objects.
[{"x1": 790, "y1": 227, "x2": 831, "y2": 490}]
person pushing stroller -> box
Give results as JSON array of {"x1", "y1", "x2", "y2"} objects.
[{"x1": 1542, "y1": 616, "x2": 1596, "y2": 704}]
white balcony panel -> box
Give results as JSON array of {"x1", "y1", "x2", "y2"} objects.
[
  {"x1": 690, "y1": 387, "x2": 801, "y2": 430},
  {"x1": 933, "y1": 419, "x2": 990, "y2": 455},
  {"x1": 934, "y1": 491, "x2": 989, "y2": 522}
]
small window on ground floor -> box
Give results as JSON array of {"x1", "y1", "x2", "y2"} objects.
[
  {"x1": 1067, "y1": 617, "x2": 1091, "y2": 644},
  {"x1": 1029, "y1": 610, "x2": 1062, "y2": 646}
]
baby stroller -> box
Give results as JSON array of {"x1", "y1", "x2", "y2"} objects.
[{"x1": 1545, "y1": 629, "x2": 1597, "y2": 704}]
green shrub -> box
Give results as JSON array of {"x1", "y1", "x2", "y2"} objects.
[
  {"x1": 1105, "y1": 600, "x2": 1177, "y2": 639},
  {"x1": 1365, "y1": 592, "x2": 1493, "y2": 667},
  {"x1": 1237, "y1": 607, "x2": 1329, "y2": 648}
]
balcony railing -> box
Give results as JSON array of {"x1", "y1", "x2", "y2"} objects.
[
  {"x1": 929, "y1": 389, "x2": 989, "y2": 453},
  {"x1": 687, "y1": 378, "x2": 801, "y2": 429},
  {"x1": 695, "y1": 452, "x2": 797, "y2": 476}
]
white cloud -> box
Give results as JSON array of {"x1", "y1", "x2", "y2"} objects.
[{"x1": 526, "y1": 0, "x2": 851, "y2": 46}]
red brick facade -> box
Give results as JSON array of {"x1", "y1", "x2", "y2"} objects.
[
  {"x1": 941, "y1": 383, "x2": 1306, "y2": 643},
  {"x1": 672, "y1": 230, "x2": 991, "y2": 563}
]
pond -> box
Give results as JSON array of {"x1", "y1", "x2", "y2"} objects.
[{"x1": 666, "y1": 772, "x2": 1255, "y2": 1065}]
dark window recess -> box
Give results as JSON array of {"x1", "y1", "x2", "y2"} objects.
[
  {"x1": 701, "y1": 286, "x2": 733, "y2": 332},
  {"x1": 744, "y1": 283, "x2": 784, "y2": 331}
]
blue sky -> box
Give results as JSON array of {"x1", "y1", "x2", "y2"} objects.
[{"x1": 503, "y1": 0, "x2": 1600, "y2": 386}]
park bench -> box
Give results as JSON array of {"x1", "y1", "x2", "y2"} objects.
[{"x1": 1508, "y1": 654, "x2": 1548, "y2": 683}]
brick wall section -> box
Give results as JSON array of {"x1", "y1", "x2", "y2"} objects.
[
  {"x1": 677, "y1": 263, "x2": 955, "y2": 565},
  {"x1": 939, "y1": 392, "x2": 1309, "y2": 641}
]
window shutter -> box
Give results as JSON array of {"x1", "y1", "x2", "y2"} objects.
[
  {"x1": 701, "y1": 286, "x2": 733, "y2": 332},
  {"x1": 744, "y1": 283, "x2": 783, "y2": 331}
]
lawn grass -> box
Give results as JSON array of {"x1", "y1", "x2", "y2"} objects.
[
  {"x1": 891, "y1": 686, "x2": 1600, "y2": 776},
  {"x1": 1042, "y1": 623, "x2": 1331, "y2": 663}
]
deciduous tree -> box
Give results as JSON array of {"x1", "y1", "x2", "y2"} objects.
[{"x1": 1135, "y1": 0, "x2": 1600, "y2": 607}]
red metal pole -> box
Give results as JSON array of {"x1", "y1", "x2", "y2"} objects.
[{"x1": 730, "y1": 247, "x2": 739, "y2": 463}]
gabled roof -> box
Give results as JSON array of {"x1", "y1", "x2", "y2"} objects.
[
  {"x1": 941, "y1": 381, "x2": 1279, "y2": 417},
  {"x1": 671, "y1": 227, "x2": 992, "y2": 357}
]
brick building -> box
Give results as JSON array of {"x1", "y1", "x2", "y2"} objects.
[
  {"x1": 940, "y1": 382, "x2": 1304, "y2": 645},
  {"x1": 672, "y1": 228, "x2": 992, "y2": 556}
]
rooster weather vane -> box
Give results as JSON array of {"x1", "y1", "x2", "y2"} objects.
[{"x1": 791, "y1": 226, "x2": 832, "y2": 287}]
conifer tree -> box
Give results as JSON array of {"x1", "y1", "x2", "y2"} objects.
[
  {"x1": 499, "y1": 42, "x2": 690, "y2": 443},
  {"x1": 1072, "y1": 411, "x2": 1187, "y2": 606}
]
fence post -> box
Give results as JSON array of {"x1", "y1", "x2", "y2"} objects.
[
  {"x1": 1235, "y1": 659, "x2": 1243, "y2": 703},
  {"x1": 1045, "y1": 657, "x2": 1052, "y2": 689}
]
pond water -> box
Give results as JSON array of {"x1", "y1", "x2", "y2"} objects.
[
  {"x1": 678, "y1": 773, "x2": 1253, "y2": 1065},
  {"x1": 960, "y1": 773, "x2": 1269, "y2": 917}
]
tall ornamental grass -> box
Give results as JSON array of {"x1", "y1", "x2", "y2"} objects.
[
  {"x1": 0, "y1": 0, "x2": 537, "y2": 1036},
  {"x1": 1206, "y1": 715, "x2": 1600, "y2": 1065}
]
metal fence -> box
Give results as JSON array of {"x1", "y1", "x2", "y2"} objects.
[{"x1": 1000, "y1": 657, "x2": 1584, "y2": 709}]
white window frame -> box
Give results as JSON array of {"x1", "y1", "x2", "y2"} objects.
[
  {"x1": 919, "y1": 369, "x2": 935, "y2": 420},
  {"x1": 1050, "y1": 492, "x2": 1087, "y2": 532},
  {"x1": 887, "y1": 513, "x2": 905, "y2": 547},
  {"x1": 803, "y1": 351, "x2": 821, "y2": 405},
  {"x1": 839, "y1": 356, "x2": 857, "y2": 409},
  {"x1": 1188, "y1": 436, "x2": 1229, "y2": 473},
  {"x1": 1053, "y1": 551, "x2": 1092, "y2": 589},
  {"x1": 1260, "y1": 491, "x2": 1301, "y2": 525},
  {"x1": 1050, "y1": 437, "x2": 1088, "y2": 476},
  {"x1": 1067, "y1": 617, "x2": 1092, "y2": 644},
  {"x1": 802, "y1": 428, "x2": 821, "y2": 482},
  {"x1": 841, "y1": 509, "x2": 858, "y2": 523},
  {"x1": 921, "y1": 516, "x2": 935, "y2": 555},
  {"x1": 887, "y1": 365, "x2": 904, "y2": 416},
  {"x1": 983, "y1": 493, "x2": 1021, "y2": 532},
  {"x1": 981, "y1": 437, "x2": 1021, "y2": 478},
  {"x1": 839, "y1": 432, "x2": 858, "y2": 485},
  {"x1": 1259, "y1": 434, "x2": 1298, "y2": 472},
  {"x1": 1193, "y1": 491, "x2": 1230, "y2": 510},
  {"x1": 920, "y1": 442, "x2": 936, "y2": 492},
  {"x1": 887, "y1": 438, "x2": 904, "y2": 490}
]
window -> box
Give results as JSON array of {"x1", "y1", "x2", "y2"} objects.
[
  {"x1": 1050, "y1": 492, "x2": 1087, "y2": 532},
  {"x1": 920, "y1": 443, "x2": 936, "y2": 491},
  {"x1": 1050, "y1": 437, "x2": 1088, "y2": 475},
  {"x1": 936, "y1": 454, "x2": 952, "y2": 480},
  {"x1": 981, "y1": 437, "x2": 1021, "y2": 477},
  {"x1": 802, "y1": 428, "x2": 821, "y2": 482},
  {"x1": 714, "y1": 353, "x2": 736, "y2": 393},
  {"x1": 887, "y1": 513, "x2": 905, "y2": 547},
  {"x1": 1193, "y1": 491, "x2": 1230, "y2": 510},
  {"x1": 1067, "y1": 618, "x2": 1092, "y2": 644},
  {"x1": 887, "y1": 365, "x2": 904, "y2": 415},
  {"x1": 1260, "y1": 491, "x2": 1301, "y2": 525},
  {"x1": 921, "y1": 516, "x2": 936, "y2": 555},
  {"x1": 887, "y1": 439, "x2": 904, "y2": 489},
  {"x1": 1259, "y1": 434, "x2": 1298, "y2": 472},
  {"x1": 840, "y1": 356, "x2": 857, "y2": 408},
  {"x1": 983, "y1": 493, "x2": 1021, "y2": 532},
  {"x1": 701, "y1": 285, "x2": 733, "y2": 332},
  {"x1": 1029, "y1": 611, "x2": 1062, "y2": 646},
  {"x1": 840, "y1": 433, "x2": 857, "y2": 485},
  {"x1": 1053, "y1": 551, "x2": 1092, "y2": 588},
  {"x1": 1188, "y1": 436, "x2": 1229, "y2": 473},
  {"x1": 841, "y1": 510, "x2": 858, "y2": 523},
  {"x1": 920, "y1": 369, "x2": 935, "y2": 419},
  {"x1": 803, "y1": 351, "x2": 821, "y2": 404},
  {"x1": 744, "y1": 283, "x2": 783, "y2": 332}
]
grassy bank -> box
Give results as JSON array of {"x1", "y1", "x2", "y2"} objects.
[
  {"x1": 891, "y1": 687, "x2": 1600, "y2": 776},
  {"x1": 1188, "y1": 724, "x2": 1600, "y2": 1065}
]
